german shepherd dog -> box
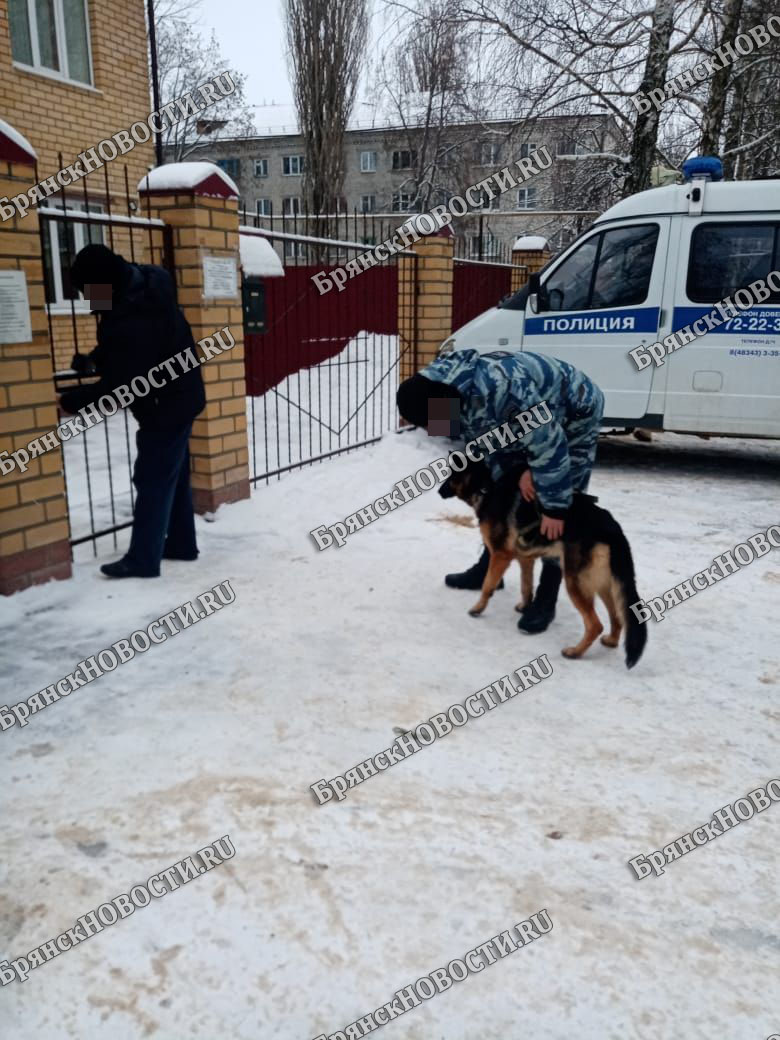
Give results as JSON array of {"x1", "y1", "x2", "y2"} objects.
[{"x1": 439, "y1": 462, "x2": 647, "y2": 668}]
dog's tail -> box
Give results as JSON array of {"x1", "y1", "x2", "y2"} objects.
[{"x1": 608, "y1": 523, "x2": 647, "y2": 669}]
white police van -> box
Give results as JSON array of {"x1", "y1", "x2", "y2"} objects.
[{"x1": 440, "y1": 158, "x2": 780, "y2": 438}]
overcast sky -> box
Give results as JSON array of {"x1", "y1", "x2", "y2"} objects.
[
  {"x1": 196, "y1": 0, "x2": 382, "y2": 131},
  {"x1": 198, "y1": 0, "x2": 295, "y2": 115}
]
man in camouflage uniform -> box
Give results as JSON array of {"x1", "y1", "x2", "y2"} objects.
[{"x1": 396, "y1": 349, "x2": 605, "y2": 634}]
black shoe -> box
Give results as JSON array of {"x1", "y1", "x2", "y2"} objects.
[
  {"x1": 162, "y1": 548, "x2": 198, "y2": 561},
  {"x1": 517, "y1": 561, "x2": 562, "y2": 634},
  {"x1": 100, "y1": 559, "x2": 159, "y2": 579},
  {"x1": 445, "y1": 547, "x2": 504, "y2": 591}
]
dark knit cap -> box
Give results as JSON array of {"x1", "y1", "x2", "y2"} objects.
[
  {"x1": 396, "y1": 374, "x2": 461, "y2": 427},
  {"x1": 70, "y1": 244, "x2": 130, "y2": 293}
]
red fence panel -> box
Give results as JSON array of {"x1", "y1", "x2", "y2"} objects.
[
  {"x1": 245, "y1": 264, "x2": 399, "y2": 396},
  {"x1": 452, "y1": 259, "x2": 513, "y2": 333}
]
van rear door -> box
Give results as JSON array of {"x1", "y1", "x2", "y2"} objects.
[
  {"x1": 664, "y1": 219, "x2": 780, "y2": 437},
  {"x1": 523, "y1": 219, "x2": 670, "y2": 420}
]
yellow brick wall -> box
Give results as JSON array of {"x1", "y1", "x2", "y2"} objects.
[
  {"x1": 0, "y1": 0, "x2": 155, "y2": 200},
  {"x1": 400, "y1": 235, "x2": 454, "y2": 381},
  {"x1": 146, "y1": 194, "x2": 249, "y2": 511},
  {"x1": 0, "y1": 160, "x2": 71, "y2": 592}
]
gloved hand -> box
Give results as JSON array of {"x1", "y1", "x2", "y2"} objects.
[{"x1": 70, "y1": 352, "x2": 97, "y2": 376}]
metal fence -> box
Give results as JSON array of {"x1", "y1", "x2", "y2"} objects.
[
  {"x1": 39, "y1": 157, "x2": 174, "y2": 556},
  {"x1": 239, "y1": 223, "x2": 418, "y2": 485},
  {"x1": 452, "y1": 256, "x2": 527, "y2": 332}
]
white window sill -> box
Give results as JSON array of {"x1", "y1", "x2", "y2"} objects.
[
  {"x1": 47, "y1": 303, "x2": 94, "y2": 316},
  {"x1": 12, "y1": 61, "x2": 100, "y2": 94}
]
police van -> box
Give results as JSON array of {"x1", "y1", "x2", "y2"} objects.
[{"x1": 440, "y1": 158, "x2": 780, "y2": 438}]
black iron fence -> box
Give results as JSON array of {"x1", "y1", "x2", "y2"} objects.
[
  {"x1": 239, "y1": 224, "x2": 418, "y2": 485},
  {"x1": 39, "y1": 157, "x2": 173, "y2": 556}
]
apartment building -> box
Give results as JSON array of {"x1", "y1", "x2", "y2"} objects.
[{"x1": 189, "y1": 114, "x2": 620, "y2": 254}]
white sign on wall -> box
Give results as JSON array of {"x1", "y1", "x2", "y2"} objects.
[
  {"x1": 202, "y1": 256, "x2": 238, "y2": 299},
  {"x1": 0, "y1": 270, "x2": 32, "y2": 344}
]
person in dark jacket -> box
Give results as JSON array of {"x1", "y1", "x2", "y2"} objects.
[
  {"x1": 397, "y1": 349, "x2": 605, "y2": 634},
  {"x1": 59, "y1": 244, "x2": 206, "y2": 579}
]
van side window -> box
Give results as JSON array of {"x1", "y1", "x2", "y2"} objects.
[
  {"x1": 687, "y1": 223, "x2": 780, "y2": 303},
  {"x1": 544, "y1": 224, "x2": 659, "y2": 312}
]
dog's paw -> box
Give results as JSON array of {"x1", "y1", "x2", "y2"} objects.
[
  {"x1": 600, "y1": 634, "x2": 619, "y2": 648},
  {"x1": 561, "y1": 646, "x2": 582, "y2": 659},
  {"x1": 468, "y1": 606, "x2": 485, "y2": 617},
  {"x1": 514, "y1": 601, "x2": 526, "y2": 613}
]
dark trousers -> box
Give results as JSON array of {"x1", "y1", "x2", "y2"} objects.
[{"x1": 125, "y1": 423, "x2": 197, "y2": 575}]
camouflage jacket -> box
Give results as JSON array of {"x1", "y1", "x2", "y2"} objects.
[{"x1": 419, "y1": 349, "x2": 601, "y2": 514}]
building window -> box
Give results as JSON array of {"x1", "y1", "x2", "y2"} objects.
[
  {"x1": 392, "y1": 149, "x2": 416, "y2": 170},
  {"x1": 392, "y1": 192, "x2": 413, "y2": 212},
  {"x1": 283, "y1": 155, "x2": 305, "y2": 176},
  {"x1": 517, "y1": 187, "x2": 538, "y2": 209},
  {"x1": 284, "y1": 240, "x2": 306, "y2": 260},
  {"x1": 476, "y1": 190, "x2": 500, "y2": 211},
  {"x1": 217, "y1": 158, "x2": 240, "y2": 178},
  {"x1": 254, "y1": 158, "x2": 268, "y2": 177},
  {"x1": 360, "y1": 151, "x2": 377, "y2": 172},
  {"x1": 519, "y1": 142, "x2": 538, "y2": 159},
  {"x1": 282, "y1": 196, "x2": 301, "y2": 216},
  {"x1": 360, "y1": 194, "x2": 376, "y2": 213},
  {"x1": 478, "y1": 141, "x2": 500, "y2": 165},
  {"x1": 360, "y1": 236, "x2": 376, "y2": 246},
  {"x1": 41, "y1": 202, "x2": 104, "y2": 308},
  {"x1": 469, "y1": 232, "x2": 500, "y2": 258},
  {"x1": 256, "y1": 198, "x2": 272, "y2": 217},
  {"x1": 9, "y1": 0, "x2": 93, "y2": 85}
]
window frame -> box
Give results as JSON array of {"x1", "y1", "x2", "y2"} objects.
[
  {"x1": 360, "y1": 150, "x2": 377, "y2": 173},
  {"x1": 392, "y1": 149, "x2": 416, "y2": 171},
  {"x1": 543, "y1": 221, "x2": 660, "y2": 312},
  {"x1": 282, "y1": 155, "x2": 305, "y2": 176},
  {"x1": 42, "y1": 200, "x2": 105, "y2": 312},
  {"x1": 517, "y1": 187, "x2": 538, "y2": 210},
  {"x1": 256, "y1": 198, "x2": 272, "y2": 217},
  {"x1": 282, "y1": 196, "x2": 301, "y2": 216},
  {"x1": 686, "y1": 221, "x2": 780, "y2": 303},
  {"x1": 392, "y1": 191, "x2": 413, "y2": 212},
  {"x1": 217, "y1": 158, "x2": 241, "y2": 179},
  {"x1": 254, "y1": 158, "x2": 268, "y2": 178},
  {"x1": 10, "y1": 0, "x2": 95, "y2": 87},
  {"x1": 360, "y1": 194, "x2": 376, "y2": 213},
  {"x1": 478, "y1": 141, "x2": 500, "y2": 166}
]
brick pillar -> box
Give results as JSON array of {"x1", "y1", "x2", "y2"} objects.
[
  {"x1": 142, "y1": 181, "x2": 249, "y2": 512},
  {"x1": 399, "y1": 232, "x2": 454, "y2": 381},
  {"x1": 511, "y1": 246, "x2": 553, "y2": 290},
  {"x1": 0, "y1": 145, "x2": 72, "y2": 594}
]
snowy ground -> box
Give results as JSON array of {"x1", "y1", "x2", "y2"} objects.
[{"x1": 1, "y1": 427, "x2": 779, "y2": 1040}]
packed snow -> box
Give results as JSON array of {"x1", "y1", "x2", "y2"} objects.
[
  {"x1": 136, "y1": 162, "x2": 239, "y2": 197},
  {"x1": 238, "y1": 234, "x2": 284, "y2": 278},
  {"x1": 0, "y1": 117, "x2": 37, "y2": 159},
  {"x1": 1, "y1": 419, "x2": 778, "y2": 1039}
]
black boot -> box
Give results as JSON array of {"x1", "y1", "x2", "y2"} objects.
[
  {"x1": 445, "y1": 546, "x2": 504, "y2": 591},
  {"x1": 518, "y1": 560, "x2": 561, "y2": 633},
  {"x1": 100, "y1": 558, "x2": 159, "y2": 579}
]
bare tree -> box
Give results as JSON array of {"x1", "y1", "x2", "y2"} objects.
[
  {"x1": 285, "y1": 0, "x2": 369, "y2": 220},
  {"x1": 378, "y1": 0, "x2": 475, "y2": 212},
  {"x1": 153, "y1": 0, "x2": 256, "y2": 161}
]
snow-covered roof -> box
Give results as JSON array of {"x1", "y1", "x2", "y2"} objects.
[
  {"x1": 239, "y1": 233, "x2": 284, "y2": 278},
  {"x1": 512, "y1": 235, "x2": 550, "y2": 251},
  {"x1": 0, "y1": 118, "x2": 37, "y2": 162},
  {"x1": 137, "y1": 162, "x2": 239, "y2": 197}
]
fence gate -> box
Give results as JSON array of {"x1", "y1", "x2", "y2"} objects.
[
  {"x1": 240, "y1": 225, "x2": 418, "y2": 485},
  {"x1": 40, "y1": 160, "x2": 174, "y2": 558},
  {"x1": 452, "y1": 257, "x2": 526, "y2": 331}
]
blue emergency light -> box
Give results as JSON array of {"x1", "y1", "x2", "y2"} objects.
[{"x1": 682, "y1": 156, "x2": 724, "y2": 182}]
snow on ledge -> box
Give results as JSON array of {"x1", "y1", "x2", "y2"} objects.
[
  {"x1": 512, "y1": 235, "x2": 550, "y2": 251},
  {"x1": 239, "y1": 234, "x2": 284, "y2": 278},
  {"x1": 137, "y1": 162, "x2": 239, "y2": 197},
  {"x1": 0, "y1": 118, "x2": 37, "y2": 162}
]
